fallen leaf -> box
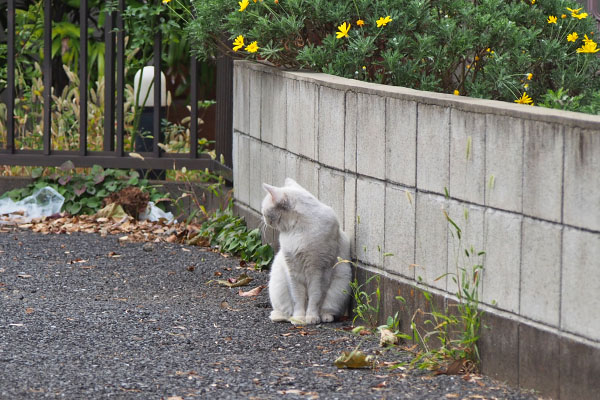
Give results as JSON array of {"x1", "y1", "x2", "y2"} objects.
[
  {"x1": 118, "y1": 236, "x2": 129, "y2": 242},
  {"x1": 379, "y1": 328, "x2": 398, "y2": 347},
  {"x1": 187, "y1": 266, "x2": 195, "y2": 272},
  {"x1": 17, "y1": 274, "x2": 32, "y2": 279},
  {"x1": 96, "y1": 203, "x2": 128, "y2": 220},
  {"x1": 80, "y1": 265, "x2": 96, "y2": 269},
  {"x1": 25, "y1": 308, "x2": 34, "y2": 314},
  {"x1": 238, "y1": 285, "x2": 266, "y2": 297},
  {"x1": 372, "y1": 381, "x2": 387, "y2": 390},
  {"x1": 334, "y1": 349, "x2": 375, "y2": 369},
  {"x1": 217, "y1": 273, "x2": 253, "y2": 288},
  {"x1": 214, "y1": 271, "x2": 222, "y2": 277},
  {"x1": 445, "y1": 394, "x2": 459, "y2": 398}
]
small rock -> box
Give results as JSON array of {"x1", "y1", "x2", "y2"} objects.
[{"x1": 142, "y1": 243, "x2": 154, "y2": 252}]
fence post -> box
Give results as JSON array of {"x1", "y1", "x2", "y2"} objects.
[
  {"x1": 43, "y1": 0, "x2": 52, "y2": 154},
  {"x1": 104, "y1": 6, "x2": 115, "y2": 152},
  {"x1": 79, "y1": 0, "x2": 88, "y2": 155},
  {"x1": 6, "y1": 0, "x2": 15, "y2": 153},
  {"x1": 215, "y1": 55, "x2": 233, "y2": 170}
]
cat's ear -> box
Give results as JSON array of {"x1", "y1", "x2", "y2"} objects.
[
  {"x1": 263, "y1": 183, "x2": 286, "y2": 204},
  {"x1": 284, "y1": 177, "x2": 301, "y2": 188}
]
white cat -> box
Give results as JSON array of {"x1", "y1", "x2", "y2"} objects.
[{"x1": 261, "y1": 178, "x2": 352, "y2": 325}]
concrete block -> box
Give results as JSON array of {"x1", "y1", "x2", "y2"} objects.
[
  {"x1": 248, "y1": 69, "x2": 262, "y2": 139},
  {"x1": 561, "y1": 228, "x2": 600, "y2": 340},
  {"x1": 415, "y1": 193, "x2": 448, "y2": 290},
  {"x1": 384, "y1": 185, "x2": 416, "y2": 278},
  {"x1": 416, "y1": 104, "x2": 450, "y2": 194},
  {"x1": 522, "y1": 120, "x2": 563, "y2": 223},
  {"x1": 560, "y1": 337, "x2": 600, "y2": 400},
  {"x1": 318, "y1": 86, "x2": 345, "y2": 170},
  {"x1": 232, "y1": 130, "x2": 240, "y2": 195},
  {"x1": 233, "y1": 65, "x2": 250, "y2": 134},
  {"x1": 485, "y1": 114, "x2": 523, "y2": 213},
  {"x1": 318, "y1": 167, "x2": 345, "y2": 228},
  {"x1": 271, "y1": 147, "x2": 287, "y2": 188},
  {"x1": 520, "y1": 218, "x2": 561, "y2": 326},
  {"x1": 356, "y1": 178, "x2": 385, "y2": 267},
  {"x1": 344, "y1": 92, "x2": 357, "y2": 173},
  {"x1": 385, "y1": 98, "x2": 416, "y2": 187},
  {"x1": 259, "y1": 144, "x2": 274, "y2": 206},
  {"x1": 286, "y1": 79, "x2": 317, "y2": 158},
  {"x1": 236, "y1": 134, "x2": 251, "y2": 206},
  {"x1": 450, "y1": 109, "x2": 485, "y2": 204},
  {"x1": 285, "y1": 152, "x2": 299, "y2": 183},
  {"x1": 445, "y1": 201, "x2": 485, "y2": 297},
  {"x1": 479, "y1": 312, "x2": 519, "y2": 386},
  {"x1": 260, "y1": 71, "x2": 287, "y2": 147},
  {"x1": 248, "y1": 139, "x2": 262, "y2": 212},
  {"x1": 482, "y1": 209, "x2": 521, "y2": 313},
  {"x1": 518, "y1": 324, "x2": 560, "y2": 399},
  {"x1": 344, "y1": 174, "x2": 357, "y2": 256},
  {"x1": 356, "y1": 93, "x2": 386, "y2": 180},
  {"x1": 297, "y1": 158, "x2": 319, "y2": 197},
  {"x1": 563, "y1": 128, "x2": 600, "y2": 231}
]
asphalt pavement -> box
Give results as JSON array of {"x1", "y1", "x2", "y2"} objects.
[{"x1": 0, "y1": 230, "x2": 539, "y2": 399}]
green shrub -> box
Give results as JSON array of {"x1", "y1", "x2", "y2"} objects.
[
  {"x1": 193, "y1": 202, "x2": 274, "y2": 269},
  {"x1": 187, "y1": 0, "x2": 600, "y2": 113}
]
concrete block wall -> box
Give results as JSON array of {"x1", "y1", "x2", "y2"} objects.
[{"x1": 232, "y1": 61, "x2": 600, "y2": 399}]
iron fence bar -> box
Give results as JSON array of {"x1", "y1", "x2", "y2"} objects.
[
  {"x1": 115, "y1": 0, "x2": 125, "y2": 156},
  {"x1": 6, "y1": 0, "x2": 15, "y2": 153},
  {"x1": 153, "y1": 27, "x2": 161, "y2": 158},
  {"x1": 79, "y1": 0, "x2": 88, "y2": 156},
  {"x1": 103, "y1": 7, "x2": 115, "y2": 152},
  {"x1": 215, "y1": 55, "x2": 233, "y2": 169},
  {"x1": 43, "y1": 0, "x2": 52, "y2": 155},
  {"x1": 190, "y1": 57, "x2": 198, "y2": 159}
]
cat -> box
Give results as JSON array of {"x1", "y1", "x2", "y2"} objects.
[{"x1": 261, "y1": 178, "x2": 352, "y2": 325}]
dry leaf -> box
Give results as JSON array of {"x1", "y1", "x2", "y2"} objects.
[
  {"x1": 25, "y1": 308, "x2": 34, "y2": 314},
  {"x1": 217, "y1": 273, "x2": 253, "y2": 288},
  {"x1": 334, "y1": 349, "x2": 374, "y2": 369},
  {"x1": 238, "y1": 285, "x2": 266, "y2": 297},
  {"x1": 17, "y1": 274, "x2": 32, "y2": 279},
  {"x1": 379, "y1": 328, "x2": 398, "y2": 347}
]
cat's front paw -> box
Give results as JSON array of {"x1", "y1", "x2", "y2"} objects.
[
  {"x1": 304, "y1": 314, "x2": 321, "y2": 325},
  {"x1": 290, "y1": 315, "x2": 306, "y2": 325},
  {"x1": 320, "y1": 313, "x2": 335, "y2": 323},
  {"x1": 270, "y1": 310, "x2": 291, "y2": 323}
]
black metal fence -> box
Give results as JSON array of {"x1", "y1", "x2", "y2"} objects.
[{"x1": 1, "y1": 0, "x2": 232, "y2": 180}]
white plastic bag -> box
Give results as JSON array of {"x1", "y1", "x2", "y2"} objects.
[
  {"x1": 0, "y1": 186, "x2": 65, "y2": 220},
  {"x1": 139, "y1": 201, "x2": 175, "y2": 223}
]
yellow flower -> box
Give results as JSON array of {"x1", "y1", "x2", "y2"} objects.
[
  {"x1": 567, "y1": 32, "x2": 579, "y2": 42},
  {"x1": 245, "y1": 41, "x2": 259, "y2": 53},
  {"x1": 573, "y1": 12, "x2": 588, "y2": 19},
  {"x1": 561, "y1": 14, "x2": 567, "y2": 18},
  {"x1": 362, "y1": 66, "x2": 366, "y2": 70},
  {"x1": 576, "y1": 40, "x2": 600, "y2": 54},
  {"x1": 376, "y1": 16, "x2": 392, "y2": 28},
  {"x1": 524, "y1": 83, "x2": 529, "y2": 88},
  {"x1": 453, "y1": 89, "x2": 460, "y2": 96},
  {"x1": 233, "y1": 35, "x2": 245, "y2": 52},
  {"x1": 356, "y1": 19, "x2": 365, "y2": 27},
  {"x1": 474, "y1": 56, "x2": 480, "y2": 61},
  {"x1": 486, "y1": 48, "x2": 491, "y2": 52},
  {"x1": 531, "y1": 0, "x2": 535, "y2": 3},
  {"x1": 238, "y1": 0, "x2": 249, "y2": 12},
  {"x1": 336, "y1": 22, "x2": 351, "y2": 39},
  {"x1": 566, "y1": 7, "x2": 583, "y2": 14},
  {"x1": 515, "y1": 92, "x2": 533, "y2": 105},
  {"x1": 547, "y1": 15, "x2": 557, "y2": 24},
  {"x1": 583, "y1": 34, "x2": 593, "y2": 43},
  {"x1": 527, "y1": 73, "x2": 533, "y2": 80},
  {"x1": 162, "y1": 0, "x2": 171, "y2": 4}
]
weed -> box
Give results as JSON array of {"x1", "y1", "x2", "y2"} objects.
[
  {"x1": 348, "y1": 274, "x2": 381, "y2": 330},
  {"x1": 406, "y1": 210, "x2": 485, "y2": 371}
]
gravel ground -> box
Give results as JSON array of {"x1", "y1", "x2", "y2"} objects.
[{"x1": 0, "y1": 230, "x2": 539, "y2": 399}]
